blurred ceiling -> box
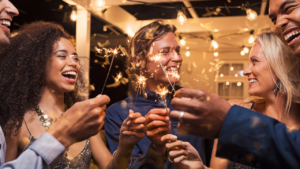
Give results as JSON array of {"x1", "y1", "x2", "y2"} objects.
[
  {"x1": 10, "y1": 0, "x2": 273, "y2": 52},
  {"x1": 62, "y1": 0, "x2": 272, "y2": 52}
]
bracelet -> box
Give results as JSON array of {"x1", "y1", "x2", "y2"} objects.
[{"x1": 112, "y1": 150, "x2": 132, "y2": 169}]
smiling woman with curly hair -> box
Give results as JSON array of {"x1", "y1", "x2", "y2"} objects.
[
  {"x1": 0, "y1": 21, "x2": 146, "y2": 169},
  {"x1": 0, "y1": 22, "x2": 84, "y2": 136}
]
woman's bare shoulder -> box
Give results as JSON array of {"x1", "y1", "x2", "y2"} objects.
[
  {"x1": 227, "y1": 99, "x2": 244, "y2": 106},
  {"x1": 227, "y1": 99, "x2": 253, "y2": 109}
]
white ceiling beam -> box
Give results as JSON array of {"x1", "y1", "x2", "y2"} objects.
[
  {"x1": 182, "y1": 1, "x2": 198, "y2": 19},
  {"x1": 63, "y1": 0, "x2": 273, "y2": 35},
  {"x1": 106, "y1": 0, "x2": 205, "y2": 6},
  {"x1": 118, "y1": 16, "x2": 273, "y2": 34},
  {"x1": 64, "y1": 0, "x2": 213, "y2": 7},
  {"x1": 260, "y1": 0, "x2": 267, "y2": 16}
]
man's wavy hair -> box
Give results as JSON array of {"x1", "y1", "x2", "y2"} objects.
[
  {"x1": 0, "y1": 21, "x2": 85, "y2": 135},
  {"x1": 126, "y1": 20, "x2": 176, "y2": 88}
]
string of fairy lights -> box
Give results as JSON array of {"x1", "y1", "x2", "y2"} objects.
[
  {"x1": 68, "y1": 0, "x2": 267, "y2": 97},
  {"x1": 69, "y1": 0, "x2": 264, "y2": 58}
]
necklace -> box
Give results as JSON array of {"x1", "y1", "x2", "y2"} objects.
[
  {"x1": 35, "y1": 106, "x2": 61, "y2": 131},
  {"x1": 35, "y1": 106, "x2": 69, "y2": 157}
]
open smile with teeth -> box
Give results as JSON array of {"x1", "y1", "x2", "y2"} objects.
[
  {"x1": 166, "y1": 67, "x2": 179, "y2": 74},
  {"x1": 0, "y1": 20, "x2": 11, "y2": 27},
  {"x1": 62, "y1": 71, "x2": 77, "y2": 80},
  {"x1": 249, "y1": 79, "x2": 257, "y2": 84},
  {"x1": 284, "y1": 30, "x2": 300, "y2": 44}
]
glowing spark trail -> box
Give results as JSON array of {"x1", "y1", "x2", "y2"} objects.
[
  {"x1": 158, "y1": 60, "x2": 176, "y2": 92},
  {"x1": 100, "y1": 45, "x2": 118, "y2": 94}
]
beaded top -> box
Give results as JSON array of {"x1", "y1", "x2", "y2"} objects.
[
  {"x1": 22, "y1": 119, "x2": 92, "y2": 169},
  {"x1": 228, "y1": 161, "x2": 260, "y2": 169},
  {"x1": 54, "y1": 140, "x2": 92, "y2": 169}
]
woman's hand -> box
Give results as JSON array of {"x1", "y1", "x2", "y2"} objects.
[
  {"x1": 162, "y1": 134, "x2": 206, "y2": 169},
  {"x1": 119, "y1": 109, "x2": 146, "y2": 148}
]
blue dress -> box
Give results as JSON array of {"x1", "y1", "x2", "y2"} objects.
[{"x1": 104, "y1": 89, "x2": 206, "y2": 169}]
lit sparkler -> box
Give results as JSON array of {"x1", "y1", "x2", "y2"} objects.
[
  {"x1": 116, "y1": 72, "x2": 122, "y2": 81},
  {"x1": 136, "y1": 74, "x2": 147, "y2": 89},
  {"x1": 100, "y1": 45, "x2": 119, "y2": 94},
  {"x1": 149, "y1": 54, "x2": 162, "y2": 62},
  {"x1": 106, "y1": 72, "x2": 128, "y2": 88},
  {"x1": 158, "y1": 60, "x2": 176, "y2": 92},
  {"x1": 157, "y1": 85, "x2": 169, "y2": 101}
]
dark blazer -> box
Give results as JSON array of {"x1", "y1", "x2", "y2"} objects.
[{"x1": 217, "y1": 105, "x2": 300, "y2": 169}]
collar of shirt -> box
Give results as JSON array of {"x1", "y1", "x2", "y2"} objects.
[{"x1": 130, "y1": 88, "x2": 174, "y2": 107}]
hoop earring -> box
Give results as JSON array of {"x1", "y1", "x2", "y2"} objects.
[{"x1": 273, "y1": 80, "x2": 281, "y2": 98}]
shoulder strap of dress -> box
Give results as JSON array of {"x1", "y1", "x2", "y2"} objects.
[
  {"x1": 250, "y1": 102, "x2": 255, "y2": 110},
  {"x1": 23, "y1": 118, "x2": 32, "y2": 136}
]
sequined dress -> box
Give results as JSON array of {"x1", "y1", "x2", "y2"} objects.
[{"x1": 23, "y1": 119, "x2": 92, "y2": 169}]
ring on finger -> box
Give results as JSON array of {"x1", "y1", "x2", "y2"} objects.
[
  {"x1": 198, "y1": 95, "x2": 210, "y2": 102},
  {"x1": 179, "y1": 111, "x2": 185, "y2": 123}
]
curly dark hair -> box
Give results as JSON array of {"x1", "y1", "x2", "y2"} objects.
[
  {"x1": 0, "y1": 21, "x2": 85, "y2": 135},
  {"x1": 126, "y1": 20, "x2": 176, "y2": 84}
]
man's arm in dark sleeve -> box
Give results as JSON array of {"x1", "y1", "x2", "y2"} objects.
[{"x1": 217, "y1": 105, "x2": 300, "y2": 169}]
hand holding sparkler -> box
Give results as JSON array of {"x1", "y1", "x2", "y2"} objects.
[
  {"x1": 145, "y1": 108, "x2": 171, "y2": 155},
  {"x1": 120, "y1": 109, "x2": 146, "y2": 147},
  {"x1": 161, "y1": 134, "x2": 206, "y2": 169}
]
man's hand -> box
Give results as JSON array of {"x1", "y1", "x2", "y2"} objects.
[
  {"x1": 47, "y1": 94, "x2": 110, "y2": 148},
  {"x1": 119, "y1": 109, "x2": 146, "y2": 148},
  {"x1": 145, "y1": 108, "x2": 171, "y2": 154},
  {"x1": 162, "y1": 134, "x2": 205, "y2": 169},
  {"x1": 169, "y1": 88, "x2": 231, "y2": 139}
]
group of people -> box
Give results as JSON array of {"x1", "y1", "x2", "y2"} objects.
[{"x1": 0, "y1": 0, "x2": 300, "y2": 169}]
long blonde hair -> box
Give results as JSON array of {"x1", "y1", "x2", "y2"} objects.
[{"x1": 244, "y1": 32, "x2": 300, "y2": 117}]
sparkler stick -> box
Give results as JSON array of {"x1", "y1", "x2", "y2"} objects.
[
  {"x1": 157, "y1": 85, "x2": 173, "y2": 134},
  {"x1": 100, "y1": 45, "x2": 118, "y2": 94},
  {"x1": 158, "y1": 60, "x2": 176, "y2": 92}
]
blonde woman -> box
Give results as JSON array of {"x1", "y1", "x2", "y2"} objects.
[
  {"x1": 161, "y1": 32, "x2": 300, "y2": 169},
  {"x1": 210, "y1": 32, "x2": 300, "y2": 169}
]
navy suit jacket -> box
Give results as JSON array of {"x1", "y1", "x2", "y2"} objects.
[{"x1": 217, "y1": 105, "x2": 300, "y2": 169}]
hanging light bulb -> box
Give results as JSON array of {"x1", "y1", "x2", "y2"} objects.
[
  {"x1": 240, "y1": 50, "x2": 245, "y2": 56},
  {"x1": 185, "y1": 50, "x2": 190, "y2": 57},
  {"x1": 96, "y1": 0, "x2": 105, "y2": 8},
  {"x1": 214, "y1": 51, "x2": 218, "y2": 57},
  {"x1": 177, "y1": 10, "x2": 187, "y2": 25},
  {"x1": 179, "y1": 35, "x2": 186, "y2": 46},
  {"x1": 246, "y1": 8, "x2": 257, "y2": 21},
  {"x1": 243, "y1": 46, "x2": 249, "y2": 53},
  {"x1": 70, "y1": 9, "x2": 77, "y2": 21},
  {"x1": 210, "y1": 35, "x2": 219, "y2": 49},
  {"x1": 211, "y1": 40, "x2": 219, "y2": 49},
  {"x1": 248, "y1": 35, "x2": 255, "y2": 44},
  {"x1": 180, "y1": 39, "x2": 186, "y2": 46},
  {"x1": 248, "y1": 30, "x2": 255, "y2": 44}
]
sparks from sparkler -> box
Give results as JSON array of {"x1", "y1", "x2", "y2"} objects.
[
  {"x1": 149, "y1": 54, "x2": 162, "y2": 62},
  {"x1": 157, "y1": 85, "x2": 169, "y2": 101},
  {"x1": 136, "y1": 74, "x2": 147, "y2": 90},
  {"x1": 156, "y1": 84, "x2": 173, "y2": 134},
  {"x1": 116, "y1": 72, "x2": 122, "y2": 81}
]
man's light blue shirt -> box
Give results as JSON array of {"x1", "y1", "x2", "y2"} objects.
[{"x1": 0, "y1": 127, "x2": 65, "y2": 169}]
